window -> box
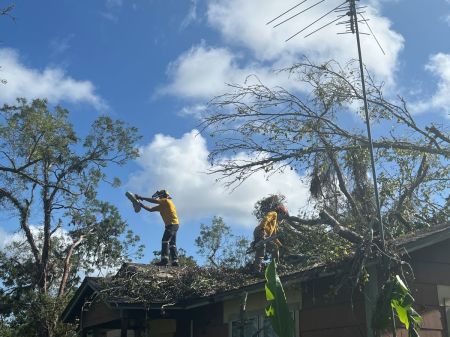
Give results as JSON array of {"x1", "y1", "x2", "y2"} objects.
[
  {"x1": 231, "y1": 316, "x2": 259, "y2": 337},
  {"x1": 230, "y1": 311, "x2": 298, "y2": 337}
]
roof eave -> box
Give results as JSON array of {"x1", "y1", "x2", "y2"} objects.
[
  {"x1": 400, "y1": 227, "x2": 450, "y2": 254},
  {"x1": 60, "y1": 278, "x2": 102, "y2": 323}
]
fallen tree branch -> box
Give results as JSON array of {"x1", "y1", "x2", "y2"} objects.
[
  {"x1": 286, "y1": 212, "x2": 364, "y2": 244},
  {"x1": 319, "y1": 210, "x2": 364, "y2": 244}
]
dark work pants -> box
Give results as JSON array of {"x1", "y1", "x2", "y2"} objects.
[
  {"x1": 161, "y1": 224, "x2": 179, "y2": 262},
  {"x1": 253, "y1": 227, "x2": 266, "y2": 267},
  {"x1": 253, "y1": 228, "x2": 278, "y2": 270}
]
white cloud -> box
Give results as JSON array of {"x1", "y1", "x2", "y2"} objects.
[
  {"x1": 160, "y1": 45, "x2": 243, "y2": 99},
  {"x1": 0, "y1": 229, "x2": 37, "y2": 259},
  {"x1": 127, "y1": 130, "x2": 310, "y2": 227},
  {"x1": 0, "y1": 48, "x2": 107, "y2": 110},
  {"x1": 413, "y1": 53, "x2": 450, "y2": 117},
  {"x1": 0, "y1": 226, "x2": 116, "y2": 276},
  {"x1": 0, "y1": 225, "x2": 71, "y2": 255},
  {"x1": 0, "y1": 226, "x2": 30, "y2": 251},
  {"x1": 178, "y1": 103, "x2": 207, "y2": 118},
  {"x1": 206, "y1": 0, "x2": 403, "y2": 82},
  {"x1": 159, "y1": 44, "x2": 302, "y2": 99},
  {"x1": 162, "y1": 0, "x2": 403, "y2": 100}
]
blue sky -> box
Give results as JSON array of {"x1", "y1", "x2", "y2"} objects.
[{"x1": 0, "y1": 0, "x2": 449, "y2": 265}]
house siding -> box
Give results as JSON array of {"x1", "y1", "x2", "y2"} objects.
[
  {"x1": 299, "y1": 276, "x2": 367, "y2": 337},
  {"x1": 83, "y1": 301, "x2": 121, "y2": 329},
  {"x1": 296, "y1": 238, "x2": 450, "y2": 337},
  {"x1": 191, "y1": 303, "x2": 228, "y2": 337},
  {"x1": 403, "y1": 239, "x2": 450, "y2": 337},
  {"x1": 62, "y1": 228, "x2": 450, "y2": 337}
]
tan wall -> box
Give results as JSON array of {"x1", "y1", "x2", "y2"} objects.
[
  {"x1": 147, "y1": 319, "x2": 177, "y2": 337},
  {"x1": 83, "y1": 302, "x2": 121, "y2": 328},
  {"x1": 223, "y1": 286, "x2": 302, "y2": 323}
]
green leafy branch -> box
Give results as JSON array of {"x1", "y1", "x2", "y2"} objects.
[{"x1": 372, "y1": 275, "x2": 422, "y2": 337}]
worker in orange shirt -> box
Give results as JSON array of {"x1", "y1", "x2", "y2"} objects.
[
  {"x1": 252, "y1": 204, "x2": 289, "y2": 273},
  {"x1": 135, "y1": 190, "x2": 181, "y2": 267}
]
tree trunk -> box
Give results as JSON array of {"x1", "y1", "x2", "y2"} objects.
[
  {"x1": 58, "y1": 236, "x2": 84, "y2": 297},
  {"x1": 0, "y1": 188, "x2": 41, "y2": 264},
  {"x1": 39, "y1": 162, "x2": 51, "y2": 293}
]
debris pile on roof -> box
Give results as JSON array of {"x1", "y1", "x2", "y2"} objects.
[
  {"x1": 96, "y1": 262, "x2": 312, "y2": 305},
  {"x1": 91, "y1": 224, "x2": 450, "y2": 307},
  {"x1": 97, "y1": 264, "x2": 255, "y2": 304}
]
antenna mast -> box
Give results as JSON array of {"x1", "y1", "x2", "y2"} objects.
[
  {"x1": 347, "y1": 0, "x2": 385, "y2": 249},
  {"x1": 268, "y1": 0, "x2": 387, "y2": 248}
]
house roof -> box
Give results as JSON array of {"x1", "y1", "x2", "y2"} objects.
[
  {"x1": 61, "y1": 222, "x2": 450, "y2": 323},
  {"x1": 61, "y1": 277, "x2": 104, "y2": 323},
  {"x1": 61, "y1": 260, "x2": 328, "y2": 323},
  {"x1": 394, "y1": 222, "x2": 450, "y2": 252}
]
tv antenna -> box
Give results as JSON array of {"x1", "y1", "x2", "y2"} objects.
[{"x1": 268, "y1": 0, "x2": 386, "y2": 248}]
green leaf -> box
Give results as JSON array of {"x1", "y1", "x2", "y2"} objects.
[
  {"x1": 264, "y1": 259, "x2": 294, "y2": 337},
  {"x1": 265, "y1": 284, "x2": 275, "y2": 301},
  {"x1": 266, "y1": 305, "x2": 275, "y2": 317},
  {"x1": 392, "y1": 299, "x2": 409, "y2": 330},
  {"x1": 373, "y1": 276, "x2": 422, "y2": 337}
]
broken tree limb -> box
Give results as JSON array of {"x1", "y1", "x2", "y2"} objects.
[
  {"x1": 286, "y1": 216, "x2": 323, "y2": 226},
  {"x1": 319, "y1": 210, "x2": 364, "y2": 244},
  {"x1": 285, "y1": 212, "x2": 363, "y2": 245}
]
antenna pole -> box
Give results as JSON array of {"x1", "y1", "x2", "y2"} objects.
[
  {"x1": 349, "y1": 0, "x2": 386, "y2": 249},
  {"x1": 350, "y1": 4, "x2": 395, "y2": 335}
]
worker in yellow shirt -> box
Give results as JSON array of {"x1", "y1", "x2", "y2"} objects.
[
  {"x1": 252, "y1": 204, "x2": 289, "y2": 273},
  {"x1": 135, "y1": 190, "x2": 181, "y2": 267}
]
